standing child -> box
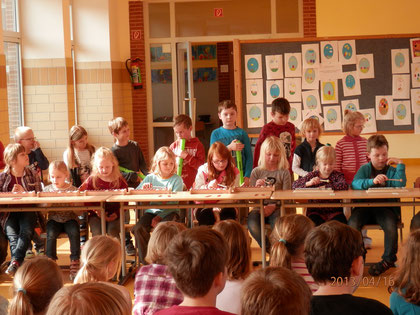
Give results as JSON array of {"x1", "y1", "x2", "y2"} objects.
[
  {"x1": 0, "y1": 144, "x2": 42, "y2": 276},
  {"x1": 44, "y1": 161, "x2": 80, "y2": 280},
  {"x1": 170, "y1": 114, "x2": 205, "y2": 190},
  {"x1": 79, "y1": 147, "x2": 128, "y2": 238},
  {"x1": 292, "y1": 146, "x2": 348, "y2": 226},
  {"x1": 253, "y1": 98, "x2": 296, "y2": 174},
  {"x1": 247, "y1": 136, "x2": 291, "y2": 248},
  {"x1": 194, "y1": 142, "x2": 240, "y2": 226},
  {"x1": 270, "y1": 214, "x2": 317, "y2": 292},
  {"x1": 133, "y1": 221, "x2": 186, "y2": 315},
  {"x1": 292, "y1": 118, "x2": 324, "y2": 177},
  {"x1": 214, "y1": 220, "x2": 251, "y2": 315},
  {"x1": 210, "y1": 100, "x2": 252, "y2": 186},
  {"x1": 131, "y1": 147, "x2": 183, "y2": 264}
]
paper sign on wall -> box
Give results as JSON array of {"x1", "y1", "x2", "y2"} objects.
[
  {"x1": 357, "y1": 54, "x2": 375, "y2": 79},
  {"x1": 359, "y1": 109, "x2": 377, "y2": 134},
  {"x1": 393, "y1": 100, "x2": 412, "y2": 126},
  {"x1": 320, "y1": 79, "x2": 338, "y2": 104},
  {"x1": 245, "y1": 54, "x2": 262, "y2": 79},
  {"x1": 302, "y1": 44, "x2": 320, "y2": 69},
  {"x1": 246, "y1": 104, "x2": 264, "y2": 128},
  {"x1": 302, "y1": 68, "x2": 319, "y2": 90},
  {"x1": 266, "y1": 80, "x2": 283, "y2": 104},
  {"x1": 341, "y1": 99, "x2": 360, "y2": 117},
  {"x1": 342, "y1": 71, "x2": 361, "y2": 97},
  {"x1": 338, "y1": 40, "x2": 356, "y2": 65},
  {"x1": 320, "y1": 41, "x2": 338, "y2": 65},
  {"x1": 302, "y1": 90, "x2": 321, "y2": 113},
  {"x1": 246, "y1": 79, "x2": 264, "y2": 103},
  {"x1": 391, "y1": 49, "x2": 410, "y2": 74},
  {"x1": 375, "y1": 95, "x2": 393, "y2": 120},
  {"x1": 323, "y1": 106, "x2": 342, "y2": 131},
  {"x1": 265, "y1": 55, "x2": 284, "y2": 80},
  {"x1": 392, "y1": 74, "x2": 410, "y2": 99},
  {"x1": 284, "y1": 78, "x2": 302, "y2": 102},
  {"x1": 289, "y1": 103, "x2": 302, "y2": 128},
  {"x1": 284, "y1": 53, "x2": 302, "y2": 78}
]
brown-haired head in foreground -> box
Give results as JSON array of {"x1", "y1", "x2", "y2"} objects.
[
  {"x1": 271, "y1": 97, "x2": 291, "y2": 115},
  {"x1": 108, "y1": 117, "x2": 129, "y2": 135},
  {"x1": 9, "y1": 256, "x2": 63, "y2": 315},
  {"x1": 174, "y1": 114, "x2": 193, "y2": 129},
  {"x1": 165, "y1": 226, "x2": 228, "y2": 298},
  {"x1": 217, "y1": 100, "x2": 237, "y2": 114},
  {"x1": 270, "y1": 214, "x2": 314, "y2": 269},
  {"x1": 213, "y1": 219, "x2": 251, "y2": 280},
  {"x1": 46, "y1": 282, "x2": 132, "y2": 315},
  {"x1": 4, "y1": 143, "x2": 26, "y2": 171},
  {"x1": 241, "y1": 266, "x2": 311, "y2": 315},
  {"x1": 391, "y1": 229, "x2": 420, "y2": 305},
  {"x1": 367, "y1": 134, "x2": 389, "y2": 153},
  {"x1": 146, "y1": 221, "x2": 187, "y2": 265},
  {"x1": 304, "y1": 221, "x2": 364, "y2": 284}
]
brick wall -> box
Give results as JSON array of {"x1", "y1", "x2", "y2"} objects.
[
  {"x1": 217, "y1": 42, "x2": 234, "y2": 103},
  {"x1": 303, "y1": 0, "x2": 317, "y2": 38}
]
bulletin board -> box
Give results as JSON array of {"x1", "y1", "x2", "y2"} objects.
[{"x1": 237, "y1": 35, "x2": 420, "y2": 135}]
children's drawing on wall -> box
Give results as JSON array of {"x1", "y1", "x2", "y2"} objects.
[
  {"x1": 338, "y1": 40, "x2": 356, "y2": 65},
  {"x1": 289, "y1": 103, "x2": 302, "y2": 128},
  {"x1": 151, "y1": 69, "x2": 172, "y2": 83},
  {"x1": 411, "y1": 63, "x2": 420, "y2": 88},
  {"x1": 302, "y1": 110, "x2": 324, "y2": 127},
  {"x1": 245, "y1": 54, "x2": 262, "y2": 79},
  {"x1": 246, "y1": 104, "x2": 264, "y2": 128},
  {"x1": 302, "y1": 90, "x2": 321, "y2": 113},
  {"x1": 359, "y1": 109, "x2": 377, "y2": 134},
  {"x1": 265, "y1": 55, "x2": 283, "y2": 80},
  {"x1": 320, "y1": 79, "x2": 338, "y2": 104},
  {"x1": 284, "y1": 78, "x2": 302, "y2": 102},
  {"x1": 323, "y1": 106, "x2": 342, "y2": 131},
  {"x1": 411, "y1": 88, "x2": 420, "y2": 113},
  {"x1": 266, "y1": 80, "x2": 284, "y2": 104},
  {"x1": 393, "y1": 100, "x2": 412, "y2": 126},
  {"x1": 342, "y1": 71, "x2": 361, "y2": 97},
  {"x1": 284, "y1": 53, "x2": 302, "y2": 78},
  {"x1": 150, "y1": 46, "x2": 171, "y2": 62},
  {"x1": 266, "y1": 107, "x2": 272, "y2": 124},
  {"x1": 302, "y1": 44, "x2": 320, "y2": 68},
  {"x1": 391, "y1": 49, "x2": 409, "y2": 74},
  {"x1": 341, "y1": 99, "x2": 360, "y2": 117},
  {"x1": 392, "y1": 74, "x2": 410, "y2": 99},
  {"x1": 192, "y1": 45, "x2": 216, "y2": 60},
  {"x1": 410, "y1": 38, "x2": 420, "y2": 63},
  {"x1": 415, "y1": 112, "x2": 420, "y2": 134},
  {"x1": 375, "y1": 96, "x2": 393, "y2": 120},
  {"x1": 320, "y1": 41, "x2": 338, "y2": 65},
  {"x1": 302, "y1": 68, "x2": 319, "y2": 90},
  {"x1": 246, "y1": 79, "x2": 264, "y2": 103},
  {"x1": 357, "y1": 54, "x2": 375, "y2": 79}
]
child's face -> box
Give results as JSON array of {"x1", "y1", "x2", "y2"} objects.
[
  {"x1": 265, "y1": 150, "x2": 280, "y2": 169},
  {"x1": 173, "y1": 123, "x2": 192, "y2": 140},
  {"x1": 50, "y1": 168, "x2": 68, "y2": 189},
  {"x1": 72, "y1": 135, "x2": 88, "y2": 151},
  {"x1": 211, "y1": 153, "x2": 228, "y2": 172},
  {"x1": 159, "y1": 159, "x2": 175, "y2": 178},
  {"x1": 13, "y1": 151, "x2": 29, "y2": 168},
  {"x1": 218, "y1": 108, "x2": 237, "y2": 129},
  {"x1": 305, "y1": 128, "x2": 319, "y2": 143},
  {"x1": 97, "y1": 158, "x2": 114, "y2": 178},
  {"x1": 368, "y1": 145, "x2": 388, "y2": 170},
  {"x1": 18, "y1": 130, "x2": 36, "y2": 152},
  {"x1": 114, "y1": 125, "x2": 130, "y2": 144},
  {"x1": 349, "y1": 119, "x2": 364, "y2": 137},
  {"x1": 318, "y1": 160, "x2": 335, "y2": 178},
  {"x1": 271, "y1": 112, "x2": 289, "y2": 126}
]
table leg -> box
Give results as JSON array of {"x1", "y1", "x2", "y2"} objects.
[
  {"x1": 280, "y1": 200, "x2": 286, "y2": 217},
  {"x1": 260, "y1": 199, "x2": 266, "y2": 268},
  {"x1": 120, "y1": 204, "x2": 126, "y2": 277},
  {"x1": 100, "y1": 202, "x2": 106, "y2": 235}
]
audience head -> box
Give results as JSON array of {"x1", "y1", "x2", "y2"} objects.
[
  {"x1": 91, "y1": 147, "x2": 122, "y2": 186},
  {"x1": 343, "y1": 110, "x2": 364, "y2": 136},
  {"x1": 48, "y1": 160, "x2": 70, "y2": 189},
  {"x1": 213, "y1": 220, "x2": 251, "y2": 280},
  {"x1": 300, "y1": 117, "x2": 322, "y2": 141},
  {"x1": 270, "y1": 214, "x2": 314, "y2": 269},
  {"x1": 271, "y1": 98, "x2": 290, "y2": 126},
  {"x1": 305, "y1": 221, "x2": 365, "y2": 288},
  {"x1": 367, "y1": 135, "x2": 389, "y2": 170},
  {"x1": 146, "y1": 221, "x2": 187, "y2": 265},
  {"x1": 4, "y1": 143, "x2": 27, "y2": 171},
  {"x1": 46, "y1": 282, "x2": 132, "y2": 315},
  {"x1": 241, "y1": 266, "x2": 311, "y2": 315},
  {"x1": 150, "y1": 146, "x2": 176, "y2": 177},
  {"x1": 165, "y1": 226, "x2": 228, "y2": 298},
  {"x1": 258, "y1": 136, "x2": 289, "y2": 170},
  {"x1": 173, "y1": 114, "x2": 193, "y2": 141},
  {"x1": 74, "y1": 235, "x2": 121, "y2": 283},
  {"x1": 217, "y1": 100, "x2": 237, "y2": 114},
  {"x1": 67, "y1": 125, "x2": 94, "y2": 168},
  {"x1": 207, "y1": 141, "x2": 236, "y2": 186},
  {"x1": 315, "y1": 146, "x2": 336, "y2": 178},
  {"x1": 108, "y1": 117, "x2": 129, "y2": 135},
  {"x1": 410, "y1": 212, "x2": 420, "y2": 232},
  {"x1": 217, "y1": 100, "x2": 237, "y2": 129},
  {"x1": 14, "y1": 126, "x2": 36, "y2": 153},
  {"x1": 367, "y1": 134, "x2": 389, "y2": 152},
  {"x1": 9, "y1": 256, "x2": 63, "y2": 315}
]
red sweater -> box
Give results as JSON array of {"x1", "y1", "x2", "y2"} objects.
[
  {"x1": 170, "y1": 137, "x2": 205, "y2": 189},
  {"x1": 335, "y1": 135, "x2": 368, "y2": 184}
]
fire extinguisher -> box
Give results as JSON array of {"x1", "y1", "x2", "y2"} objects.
[{"x1": 126, "y1": 58, "x2": 143, "y2": 89}]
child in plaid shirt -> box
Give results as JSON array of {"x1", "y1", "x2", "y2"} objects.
[{"x1": 133, "y1": 222, "x2": 186, "y2": 315}]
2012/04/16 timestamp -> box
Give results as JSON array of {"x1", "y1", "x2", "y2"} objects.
[{"x1": 331, "y1": 276, "x2": 394, "y2": 287}]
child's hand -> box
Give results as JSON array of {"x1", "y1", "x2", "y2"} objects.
[
  {"x1": 213, "y1": 209, "x2": 221, "y2": 223},
  {"x1": 105, "y1": 213, "x2": 118, "y2": 222},
  {"x1": 255, "y1": 179, "x2": 265, "y2": 187},
  {"x1": 227, "y1": 140, "x2": 244, "y2": 151},
  {"x1": 12, "y1": 184, "x2": 25, "y2": 193},
  {"x1": 179, "y1": 150, "x2": 188, "y2": 160},
  {"x1": 373, "y1": 174, "x2": 388, "y2": 185},
  {"x1": 151, "y1": 215, "x2": 162, "y2": 228},
  {"x1": 387, "y1": 158, "x2": 402, "y2": 165},
  {"x1": 142, "y1": 183, "x2": 153, "y2": 189},
  {"x1": 306, "y1": 177, "x2": 320, "y2": 187},
  {"x1": 263, "y1": 204, "x2": 276, "y2": 217},
  {"x1": 208, "y1": 179, "x2": 218, "y2": 189},
  {"x1": 242, "y1": 177, "x2": 250, "y2": 187}
]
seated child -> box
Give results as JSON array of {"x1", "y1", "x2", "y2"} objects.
[
  {"x1": 210, "y1": 100, "x2": 252, "y2": 186},
  {"x1": 348, "y1": 135, "x2": 406, "y2": 276},
  {"x1": 305, "y1": 221, "x2": 392, "y2": 315},
  {"x1": 214, "y1": 220, "x2": 251, "y2": 314},
  {"x1": 155, "y1": 227, "x2": 233, "y2": 315},
  {"x1": 292, "y1": 117, "x2": 324, "y2": 177},
  {"x1": 9, "y1": 256, "x2": 63, "y2": 315},
  {"x1": 170, "y1": 114, "x2": 205, "y2": 190},
  {"x1": 131, "y1": 147, "x2": 183, "y2": 264},
  {"x1": 270, "y1": 214, "x2": 317, "y2": 292},
  {"x1": 45, "y1": 161, "x2": 80, "y2": 280},
  {"x1": 194, "y1": 142, "x2": 240, "y2": 225},
  {"x1": 79, "y1": 147, "x2": 128, "y2": 238},
  {"x1": 46, "y1": 282, "x2": 132, "y2": 315},
  {"x1": 240, "y1": 266, "x2": 311, "y2": 315},
  {"x1": 74, "y1": 235, "x2": 122, "y2": 283},
  {"x1": 389, "y1": 229, "x2": 420, "y2": 314},
  {"x1": 248, "y1": 136, "x2": 291, "y2": 248},
  {"x1": 133, "y1": 221, "x2": 186, "y2": 315},
  {"x1": 292, "y1": 146, "x2": 348, "y2": 226},
  {"x1": 0, "y1": 143, "x2": 42, "y2": 276}
]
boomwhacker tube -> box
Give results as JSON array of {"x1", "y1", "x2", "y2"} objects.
[
  {"x1": 235, "y1": 140, "x2": 244, "y2": 185},
  {"x1": 177, "y1": 138, "x2": 186, "y2": 176},
  {"x1": 119, "y1": 166, "x2": 146, "y2": 179}
]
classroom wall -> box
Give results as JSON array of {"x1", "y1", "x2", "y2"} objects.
[
  {"x1": 0, "y1": 12, "x2": 9, "y2": 145},
  {"x1": 317, "y1": 0, "x2": 420, "y2": 159}
]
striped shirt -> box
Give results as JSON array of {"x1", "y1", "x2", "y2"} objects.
[
  {"x1": 335, "y1": 135, "x2": 368, "y2": 184},
  {"x1": 291, "y1": 258, "x2": 318, "y2": 293}
]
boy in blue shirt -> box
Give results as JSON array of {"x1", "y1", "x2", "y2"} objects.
[
  {"x1": 210, "y1": 100, "x2": 252, "y2": 186},
  {"x1": 349, "y1": 135, "x2": 406, "y2": 276}
]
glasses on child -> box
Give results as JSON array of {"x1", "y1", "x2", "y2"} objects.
[{"x1": 212, "y1": 159, "x2": 227, "y2": 165}]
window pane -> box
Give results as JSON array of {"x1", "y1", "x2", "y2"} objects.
[
  {"x1": 276, "y1": 0, "x2": 299, "y2": 33},
  {"x1": 153, "y1": 127, "x2": 173, "y2": 153},
  {"x1": 149, "y1": 3, "x2": 170, "y2": 38},
  {"x1": 1, "y1": 0, "x2": 17, "y2": 32},
  {"x1": 4, "y1": 41, "x2": 22, "y2": 137}
]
